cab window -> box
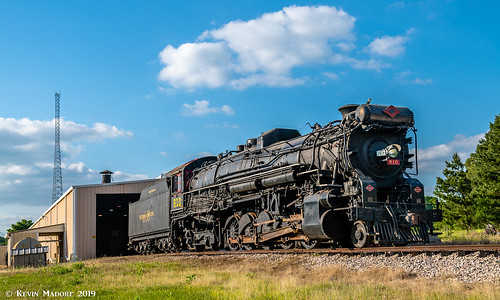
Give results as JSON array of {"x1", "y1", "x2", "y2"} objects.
[
  {"x1": 184, "y1": 170, "x2": 193, "y2": 190},
  {"x1": 172, "y1": 173, "x2": 182, "y2": 194}
]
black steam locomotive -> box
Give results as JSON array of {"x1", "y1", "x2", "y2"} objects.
[{"x1": 128, "y1": 102, "x2": 441, "y2": 253}]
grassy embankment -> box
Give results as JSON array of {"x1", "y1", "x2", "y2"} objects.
[
  {"x1": 0, "y1": 254, "x2": 498, "y2": 300},
  {"x1": 438, "y1": 229, "x2": 500, "y2": 245}
]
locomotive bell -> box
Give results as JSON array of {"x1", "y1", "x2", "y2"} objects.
[{"x1": 355, "y1": 105, "x2": 369, "y2": 123}]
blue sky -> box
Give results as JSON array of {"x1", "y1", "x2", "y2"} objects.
[{"x1": 1, "y1": 1, "x2": 499, "y2": 234}]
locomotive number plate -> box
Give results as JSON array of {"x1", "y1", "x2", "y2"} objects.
[
  {"x1": 387, "y1": 159, "x2": 400, "y2": 165},
  {"x1": 172, "y1": 197, "x2": 183, "y2": 209}
]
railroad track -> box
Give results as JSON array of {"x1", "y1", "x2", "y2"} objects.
[{"x1": 164, "y1": 244, "x2": 500, "y2": 256}]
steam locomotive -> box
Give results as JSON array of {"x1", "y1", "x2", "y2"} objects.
[{"x1": 128, "y1": 102, "x2": 442, "y2": 253}]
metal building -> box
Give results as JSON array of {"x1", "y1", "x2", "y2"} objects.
[
  {"x1": 6, "y1": 176, "x2": 156, "y2": 267},
  {"x1": 0, "y1": 245, "x2": 7, "y2": 266}
]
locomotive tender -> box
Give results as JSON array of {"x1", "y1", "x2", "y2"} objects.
[{"x1": 129, "y1": 102, "x2": 442, "y2": 253}]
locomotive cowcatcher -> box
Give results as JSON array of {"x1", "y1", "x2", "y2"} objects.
[{"x1": 128, "y1": 102, "x2": 442, "y2": 253}]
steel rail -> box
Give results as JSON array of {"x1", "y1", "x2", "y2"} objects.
[{"x1": 162, "y1": 244, "x2": 500, "y2": 256}]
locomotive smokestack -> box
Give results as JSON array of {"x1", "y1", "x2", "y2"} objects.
[{"x1": 100, "y1": 170, "x2": 113, "y2": 184}]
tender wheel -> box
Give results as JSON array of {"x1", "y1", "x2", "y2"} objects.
[
  {"x1": 242, "y1": 244, "x2": 255, "y2": 251},
  {"x1": 351, "y1": 220, "x2": 370, "y2": 248},
  {"x1": 300, "y1": 240, "x2": 318, "y2": 249},
  {"x1": 279, "y1": 241, "x2": 294, "y2": 249},
  {"x1": 261, "y1": 243, "x2": 274, "y2": 250}
]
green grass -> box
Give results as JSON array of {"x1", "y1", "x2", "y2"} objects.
[
  {"x1": 438, "y1": 228, "x2": 500, "y2": 244},
  {"x1": 0, "y1": 254, "x2": 498, "y2": 299}
]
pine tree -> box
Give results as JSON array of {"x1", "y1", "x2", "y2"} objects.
[
  {"x1": 466, "y1": 115, "x2": 500, "y2": 226},
  {"x1": 434, "y1": 153, "x2": 475, "y2": 231},
  {"x1": 6, "y1": 219, "x2": 33, "y2": 233}
]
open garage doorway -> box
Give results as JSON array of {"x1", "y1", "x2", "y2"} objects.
[{"x1": 96, "y1": 194, "x2": 140, "y2": 257}]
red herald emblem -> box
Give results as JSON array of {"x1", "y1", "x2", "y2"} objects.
[
  {"x1": 414, "y1": 186, "x2": 422, "y2": 193},
  {"x1": 366, "y1": 185, "x2": 374, "y2": 192},
  {"x1": 383, "y1": 105, "x2": 401, "y2": 118}
]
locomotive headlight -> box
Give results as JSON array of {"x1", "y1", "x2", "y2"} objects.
[
  {"x1": 388, "y1": 146, "x2": 399, "y2": 158},
  {"x1": 376, "y1": 144, "x2": 402, "y2": 159}
]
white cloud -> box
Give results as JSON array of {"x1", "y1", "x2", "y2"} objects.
[
  {"x1": 158, "y1": 42, "x2": 233, "y2": 89},
  {"x1": 0, "y1": 202, "x2": 47, "y2": 235},
  {"x1": 183, "y1": 100, "x2": 216, "y2": 116},
  {"x1": 405, "y1": 28, "x2": 416, "y2": 35},
  {"x1": 182, "y1": 100, "x2": 235, "y2": 116},
  {"x1": 0, "y1": 116, "x2": 144, "y2": 231},
  {"x1": 412, "y1": 78, "x2": 433, "y2": 85},
  {"x1": 0, "y1": 117, "x2": 53, "y2": 140},
  {"x1": 336, "y1": 41, "x2": 356, "y2": 52},
  {"x1": 395, "y1": 71, "x2": 433, "y2": 85},
  {"x1": 65, "y1": 162, "x2": 86, "y2": 173},
  {"x1": 112, "y1": 171, "x2": 149, "y2": 182},
  {"x1": 0, "y1": 117, "x2": 132, "y2": 145},
  {"x1": 158, "y1": 5, "x2": 379, "y2": 90},
  {"x1": 0, "y1": 164, "x2": 33, "y2": 176},
  {"x1": 230, "y1": 74, "x2": 306, "y2": 90},
  {"x1": 388, "y1": 1, "x2": 406, "y2": 9},
  {"x1": 345, "y1": 57, "x2": 389, "y2": 71},
  {"x1": 89, "y1": 122, "x2": 133, "y2": 140},
  {"x1": 322, "y1": 72, "x2": 340, "y2": 80},
  {"x1": 173, "y1": 131, "x2": 186, "y2": 141},
  {"x1": 223, "y1": 122, "x2": 239, "y2": 129},
  {"x1": 367, "y1": 35, "x2": 410, "y2": 57},
  {"x1": 220, "y1": 105, "x2": 235, "y2": 115},
  {"x1": 418, "y1": 133, "x2": 484, "y2": 174},
  {"x1": 0, "y1": 117, "x2": 134, "y2": 170},
  {"x1": 206, "y1": 5, "x2": 355, "y2": 74},
  {"x1": 184, "y1": 151, "x2": 216, "y2": 161},
  {"x1": 197, "y1": 151, "x2": 214, "y2": 157},
  {"x1": 203, "y1": 122, "x2": 239, "y2": 129}
]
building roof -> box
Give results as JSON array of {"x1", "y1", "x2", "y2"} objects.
[{"x1": 30, "y1": 178, "x2": 156, "y2": 230}]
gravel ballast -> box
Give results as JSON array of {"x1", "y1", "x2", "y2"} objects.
[
  {"x1": 302, "y1": 252, "x2": 499, "y2": 283},
  {"x1": 188, "y1": 252, "x2": 499, "y2": 283}
]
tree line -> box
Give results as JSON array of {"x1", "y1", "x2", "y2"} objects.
[
  {"x1": 430, "y1": 114, "x2": 499, "y2": 231},
  {"x1": 0, "y1": 219, "x2": 34, "y2": 245}
]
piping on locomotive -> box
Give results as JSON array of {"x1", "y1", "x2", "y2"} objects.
[{"x1": 128, "y1": 102, "x2": 442, "y2": 253}]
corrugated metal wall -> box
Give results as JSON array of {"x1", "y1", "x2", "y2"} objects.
[
  {"x1": 31, "y1": 189, "x2": 74, "y2": 261},
  {"x1": 0, "y1": 245, "x2": 7, "y2": 266},
  {"x1": 19, "y1": 179, "x2": 156, "y2": 262},
  {"x1": 75, "y1": 180, "x2": 156, "y2": 260}
]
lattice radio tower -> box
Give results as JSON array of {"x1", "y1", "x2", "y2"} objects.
[{"x1": 52, "y1": 92, "x2": 63, "y2": 203}]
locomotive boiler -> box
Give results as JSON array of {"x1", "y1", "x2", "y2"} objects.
[{"x1": 129, "y1": 102, "x2": 442, "y2": 253}]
